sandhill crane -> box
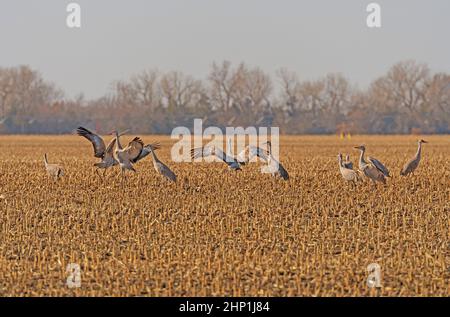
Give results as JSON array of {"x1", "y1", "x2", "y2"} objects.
[
  {"x1": 235, "y1": 141, "x2": 289, "y2": 180},
  {"x1": 191, "y1": 144, "x2": 242, "y2": 171},
  {"x1": 338, "y1": 153, "x2": 360, "y2": 185},
  {"x1": 261, "y1": 141, "x2": 289, "y2": 180},
  {"x1": 354, "y1": 145, "x2": 389, "y2": 185},
  {"x1": 76, "y1": 126, "x2": 128, "y2": 177},
  {"x1": 146, "y1": 146, "x2": 177, "y2": 182},
  {"x1": 44, "y1": 154, "x2": 64, "y2": 180},
  {"x1": 113, "y1": 131, "x2": 160, "y2": 177},
  {"x1": 400, "y1": 139, "x2": 428, "y2": 176}
]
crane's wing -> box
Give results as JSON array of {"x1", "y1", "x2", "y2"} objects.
[
  {"x1": 278, "y1": 162, "x2": 289, "y2": 180},
  {"x1": 343, "y1": 161, "x2": 353, "y2": 170},
  {"x1": 235, "y1": 147, "x2": 248, "y2": 164},
  {"x1": 191, "y1": 146, "x2": 236, "y2": 165},
  {"x1": 76, "y1": 127, "x2": 106, "y2": 158},
  {"x1": 368, "y1": 157, "x2": 390, "y2": 177},
  {"x1": 214, "y1": 147, "x2": 241, "y2": 167},
  {"x1": 191, "y1": 146, "x2": 206, "y2": 160},
  {"x1": 124, "y1": 137, "x2": 144, "y2": 162},
  {"x1": 104, "y1": 138, "x2": 117, "y2": 156},
  {"x1": 251, "y1": 146, "x2": 269, "y2": 162},
  {"x1": 213, "y1": 147, "x2": 231, "y2": 163},
  {"x1": 236, "y1": 146, "x2": 268, "y2": 164},
  {"x1": 131, "y1": 142, "x2": 161, "y2": 163},
  {"x1": 190, "y1": 146, "x2": 217, "y2": 160}
]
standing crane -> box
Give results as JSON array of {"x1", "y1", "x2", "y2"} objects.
[
  {"x1": 44, "y1": 154, "x2": 64, "y2": 180},
  {"x1": 76, "y1": 126, "x2": 128, "y2": 177},
  {"x1": 260, "y1": 141, "x2": 289, "y2": 180},
  {"x1": 354, "y1": 145, "x2": 389, "y2": 185},
  {"x1": 400, "y1": 139, "x2": 428, "y2": 176},
  {"x1": 146, "y1": 145, "x2": 177, "y2": 182},
  {"x1": 338, "y1": 153, "x2": 360, "y2": 185}
]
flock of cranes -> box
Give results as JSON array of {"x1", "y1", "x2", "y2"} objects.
[
  {"x1": 191, "y1": 140, "x2": 289, "y2": 180},
  {"x1": 338, "y1": 139, "x2": 428, "y2": 186},
  {"x1": 44, "y1": 127, "x2": 289, "y2": 182},
  {"x1": 44, "y1": 127, "x2": 428, "y2": 186},
  {"x1": 76, "y1": 127, "x2": 176, "y2": 182}
]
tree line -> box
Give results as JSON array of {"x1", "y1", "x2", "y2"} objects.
[{"x1": 0, "y1": 60, "x2": 449, "y2": 135}]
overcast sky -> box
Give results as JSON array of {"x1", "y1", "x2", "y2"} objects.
[{"x1": 1, "y1": 0, "x2": 449, "y2": 99}]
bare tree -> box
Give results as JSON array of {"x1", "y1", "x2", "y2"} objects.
[
  {"x1": 159, "y1": 71, "x2": 205, "y2": 111},
  {"x1": 0, "y1": 61, "x2": 449, "y2": 135}
]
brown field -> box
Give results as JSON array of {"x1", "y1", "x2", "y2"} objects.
[{"x1": 0, "y1": 135, "x2": 448, "y2": 296}]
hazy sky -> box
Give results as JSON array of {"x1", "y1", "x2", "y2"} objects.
[{"x1": 1, "y1": 0, "x2": 449, "y2": 99}]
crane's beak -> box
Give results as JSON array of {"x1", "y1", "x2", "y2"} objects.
[{"x1": 421, "y1": 140, "x2": 428, "y2": 143}]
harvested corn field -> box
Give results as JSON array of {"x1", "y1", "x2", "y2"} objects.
[{"x1": 0, "y1": 135, "x2": 448, "y2": 296}]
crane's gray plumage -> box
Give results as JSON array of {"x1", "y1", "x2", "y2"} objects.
[
  {"x1": 77, "y1": 126, "x2": 129, "y2": 175},
  {"x1": 400, "y1": 139, "x2": 428, "y2": 176},
  {"x1": 114, "y1": 134, "x2": 145, "y2": 174},
  {"x1": 340, "y1": 154, "x2": 353, "y2": 169},
  {"x1": 367, "y1": 156, "x2": 390, "y2": 177},
  {"x1": 235, "y1": 145, "x2": 269, "y2": 165},
  {"x1": 354, "y1": 145, "x2": 387, "y2": 185},
  {"x1": 262, "y1": 141, "x2": 289, "y2": 180},
  {"x1": 191, "y1": 145, "x2": 242, "y2": 170},
  {"x1": 338, "y1": 153, "x2": 360, "y2": 184},
  {"x1": 148, "y1": 146, "x2": 177, "y2": 182},
  {"x1": 93, "y1": 137, "x2": 117, "y2": 169},
  {"x1": 130, "y1": 142, "x2": 161, "y2": 163},
  {"x1": 235, "y1": 142, "x2": 288, "y2": 179},
  {"x1": 44, "y1": 153, "x2": 64, "y2": 180},
  {"x1": 76, "y1": 126, "x2": 106, "y2": 159}
]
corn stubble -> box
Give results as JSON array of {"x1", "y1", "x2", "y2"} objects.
[{"x1": 0, "y1": 135, "x2": 448, "y2": 296}]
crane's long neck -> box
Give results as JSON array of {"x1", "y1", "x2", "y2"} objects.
[
  {"x1": 115, "y1": 132, "x2": 123, "y2": 150},
  {"x1": 44, "y1": 154, "x2": 48, "y2": 166},
  {"x1": 416, "y1": 142, "x2": 422, "y2": 159},
  {"x1": 358, "y1": 149, "x2": 366, "y2": 167},
  {"x1": 149, "y1": 148, "x2": 159, "y2": 163}
]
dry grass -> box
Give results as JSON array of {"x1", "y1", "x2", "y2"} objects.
[{"x1": 0, "y1": 135, "x2": 448, "y2": 296}]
